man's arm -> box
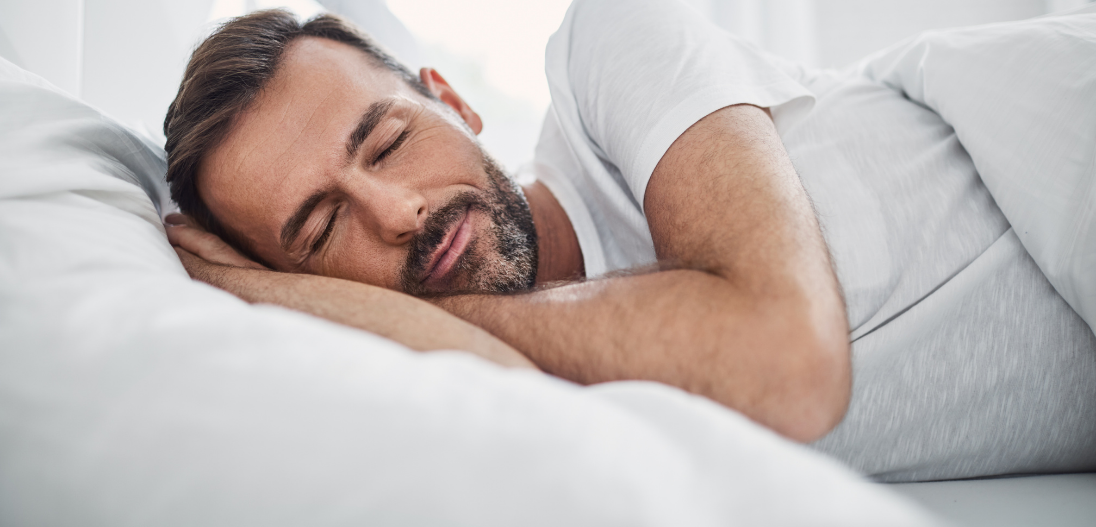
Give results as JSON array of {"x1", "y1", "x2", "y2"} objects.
[
  {"x1": 167, "y1": 220, "x2": 536, "y2": 370},
  {"x1": 437, "y1": 104, "x2": 850, "y2": 442}
]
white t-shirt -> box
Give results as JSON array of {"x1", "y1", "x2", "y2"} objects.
[
  {"x1": 531, "y1": 0, "x2": 814, "y2": 278},
  {"x1": 523, "y1": 0, "x2": 1096, "y2": 481}
]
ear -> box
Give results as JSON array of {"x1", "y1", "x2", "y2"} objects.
[{"x1": 419, "y1": 67, "x2": 483, "y2": 135}]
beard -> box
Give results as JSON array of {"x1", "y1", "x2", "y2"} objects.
[{"x1": 398, "y1": 150, "x2": 538, "y2": 296}]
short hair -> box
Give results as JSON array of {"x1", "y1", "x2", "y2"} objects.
[{"x1": 163, "y1": 9, "x2": 433, "y2": 262}]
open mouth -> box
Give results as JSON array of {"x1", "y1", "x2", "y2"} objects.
[{"x1": 420, "y1": 205, "x2": 474, "y2": 286}]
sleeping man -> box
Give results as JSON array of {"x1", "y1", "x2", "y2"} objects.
[{"x1": 163, "y1": 0, "x2": 1096, "y2": 471}]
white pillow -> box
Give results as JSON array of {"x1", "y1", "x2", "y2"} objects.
[{"x1": 0, "y1": 57, "x2": 936, "y2": 526}]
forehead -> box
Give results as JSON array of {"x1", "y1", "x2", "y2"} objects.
[{"x1": 197, "y1": 36, "x2": 412, "y2": 245}]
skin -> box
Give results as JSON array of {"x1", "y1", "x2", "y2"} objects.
[
  {"x1": 433, "y1": 105, "x2": 850, "y2": 441},
  {"x1": 167, "y1": 218, "x2": 536, "y2": 370},
  {"x1": 195, "y1": 37, "x2": 563, "y2": 291},
  {"x1": 170, "y1": 36, "x2": 850, "y2": 442}
]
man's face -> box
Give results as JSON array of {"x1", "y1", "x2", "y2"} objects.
[{"x1": 198, "y1": 37, "x2": 537, "y2": 295}]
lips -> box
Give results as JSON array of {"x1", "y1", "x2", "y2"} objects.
[{"x1": 421, "y1": 206, "x2": 474, "y2": 286}]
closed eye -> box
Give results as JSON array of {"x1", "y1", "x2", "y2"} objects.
[
  {"x1": 311, "y1": 205, "x2": 340, "y2": 255},
  {"x1": 374, "y1": 130, "x2": 409, "y2": 164}
]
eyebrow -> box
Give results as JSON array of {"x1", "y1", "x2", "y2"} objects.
[
  {"x1": 280, "y1": 189, "x2": 330, "y2": 252},
  {"x1": 279, "y1": 99, "x2": 396, "y2": 252},
  {"x1": 345, "y1": 99, "x2": 395, "y2": 161}
]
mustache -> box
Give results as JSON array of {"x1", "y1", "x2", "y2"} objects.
[{"x1": 401, "y1": 191, "x2": 484, "y2": 285}]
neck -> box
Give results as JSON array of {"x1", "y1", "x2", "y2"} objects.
[{"x1": 522, "y1": 180, "x2": 584, "y2": 284}]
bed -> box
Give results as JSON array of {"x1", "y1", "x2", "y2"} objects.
[
  {"x1": 1, "y1": 1, "x2": 1094, "y2": 525},
  {"x1": 892, "y1": 473, "x2": 1096, "y2": 527}
]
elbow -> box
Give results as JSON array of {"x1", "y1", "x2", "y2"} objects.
[
  {"x1": 726, "y1": 306, "x2": 850, "y2": 443},
  {"x1": 684, "y1": 279, "x2": 854, "y2": 443},
  {"x1": 779, "y1": 330, "x2": 851, "y2": 443},
  {"x1": 707, "y1": 315, "x2": 851, "y2": 443}
]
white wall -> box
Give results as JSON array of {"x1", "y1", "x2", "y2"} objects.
[
  {"x1": 0, "y1": 0, "x2": 330, "y2": 140},
  {"x1": 0, "y1": 0, "x2": 85, "y2": 97},
  {"x1": 81, "y1": 0, "x2": 214, "y2": 136}
]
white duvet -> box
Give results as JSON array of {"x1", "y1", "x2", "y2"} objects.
[
  {"x1": 858, "y1": 9, "x2": 1096, "y2": 337},
  {"x1": 0, "y1": 57, "x2": 934, "y2": 525}
]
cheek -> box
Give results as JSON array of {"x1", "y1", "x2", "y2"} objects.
[
  {"x1": 404, "y1": 135, "x2": 488, "y2": 188},
  {"x1": 317, "y1": 227, "x2": 407, "y2": 289}
]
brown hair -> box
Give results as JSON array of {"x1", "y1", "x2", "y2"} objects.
[{"x1": 163, "y1": 9, "x2": 432, "y2": 262}]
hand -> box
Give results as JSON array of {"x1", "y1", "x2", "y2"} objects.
[{"x1": 164, "y1": 213, "x2": 268, "y2": 273}]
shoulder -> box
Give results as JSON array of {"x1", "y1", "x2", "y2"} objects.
[
  {"x1": 556, "y1": 0, "x2": 693, "y2": 39},
  {"x1": 547, "y1": 0, "x2": 700, "y2": 76}
]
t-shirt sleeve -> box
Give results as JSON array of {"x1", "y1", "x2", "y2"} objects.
[{"x1": 544, "y1": 0, "x2": 814, "y2": 211}]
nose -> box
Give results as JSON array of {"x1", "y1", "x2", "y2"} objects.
[{"x1": 353, "y1": 178, "x2": 428, "y2": 245}]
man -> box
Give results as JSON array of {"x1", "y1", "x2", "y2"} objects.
[
  {"x1": 164, "y1": 0, "x2": 848, "y2": 443},
  {"x1": 164, "y1": 0, "x2": 1096, "y2": 462}
]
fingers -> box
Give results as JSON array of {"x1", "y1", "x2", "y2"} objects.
[
  {"x1": 164, "y1": 221, "x2": 213, "y2": 251},
  {"x1": 174, "y1": 246, "x2": 235, "y2": 286},
  {"x1": 167, "y1": 223, "x2": 264, "y2": 269},
  {"x1": 164, "y1": 213, "x2": 197, "y2": 229},
  {"x1": 164, "y1": 213, "x2": 202, "y2": 247},
  {"x1": 173, "y1": 246, "x2": 206, "y2": 280},
  {"x1": 173, "y1": 246, "x2": 198, "y2": 266},
  {"x1": 163, "y1": 214, "x2": 269, "y2": 271}
]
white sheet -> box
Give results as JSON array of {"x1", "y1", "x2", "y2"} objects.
[
  {"x1": 0, "y1": 57, "x2": 936, "y2": 526},
  {"x1": 890, "y1": 473, "x2": 1096, "y2": 527}
]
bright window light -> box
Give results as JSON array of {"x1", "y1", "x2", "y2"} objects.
[{"x1": 386, "y1": 0, "x2": 572, "y2": 115}]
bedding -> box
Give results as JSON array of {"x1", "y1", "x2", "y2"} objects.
[
  {"x1": 861, "y1": 8, "x2": 1096, "y2": 337},
  {"x1": 891, "y1": 472, "x2": 1096, "y2": 527},
  {"x1": 0, "y1": 56, "x2": 936, "y2": 525},
  {"x1": 807, "y1": 10, "x2": 1096, "y2": 482}
]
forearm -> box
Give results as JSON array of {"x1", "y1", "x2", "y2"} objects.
[
  {"x1": 436, "y1": 268, "x2": 849, "y2": 441},
  {"x1": 183, "y1": 253, "x2": 536, "y2": 369}
]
